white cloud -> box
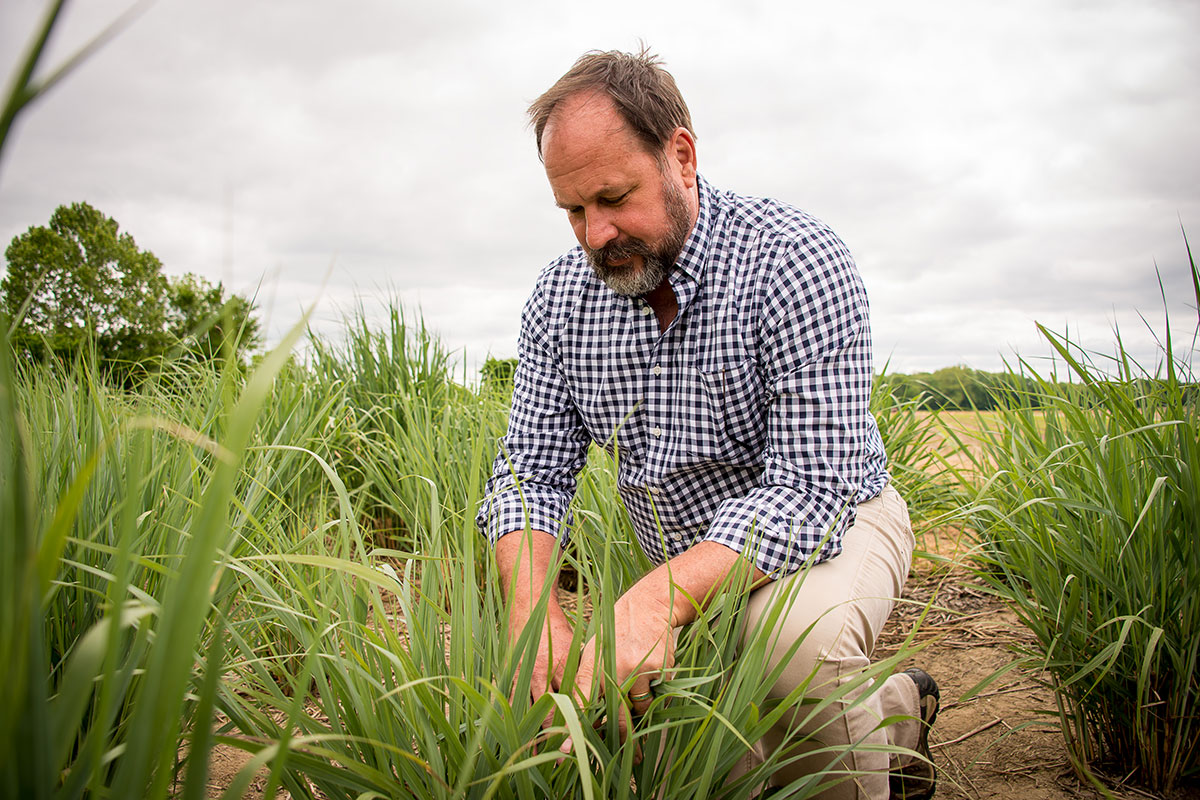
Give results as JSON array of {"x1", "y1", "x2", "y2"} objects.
[{"x1": 1, "y1": 0, "x2": 1197, "y2": 381}]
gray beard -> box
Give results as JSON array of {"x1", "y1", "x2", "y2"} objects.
[
  {"x1": 590, "y1": 248, "x2": 670, "y2": 297},
  {"x1": 586, "y1": 180, "x2": 692, "y2": 297}
]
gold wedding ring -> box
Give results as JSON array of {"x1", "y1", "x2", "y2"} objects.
[{"x1": 628, "y1": 690, "x2": 654, "y2": 702}]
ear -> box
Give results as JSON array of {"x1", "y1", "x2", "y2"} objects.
[{"x1": 665, "y1": 127, "x2": 698, "y2": 188}]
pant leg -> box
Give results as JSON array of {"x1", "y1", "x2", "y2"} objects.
[{"x1": 736, "y1": 485, "x2": 919, "y2": 800}]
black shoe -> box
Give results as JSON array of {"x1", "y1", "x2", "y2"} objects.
[{"x1": 889, "y1": 668, "x2": 939, "y2": 799}]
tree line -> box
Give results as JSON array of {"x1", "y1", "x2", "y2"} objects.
[
  {"x1": 875, "y1": 365, "x2": 1037, "y2": 411},
  {"x1": 2, "y1": 202, "x2": 260, "y2": 380},
  {"x1": 7, "y1": 204, "x2": 1182, "y2": 410},
  {"x1": 877, "y1": 365, "x2": 1199, "y2": 411},
  {"x1": 482, "y1": 359, "x2": 1038, "y2": 410}
]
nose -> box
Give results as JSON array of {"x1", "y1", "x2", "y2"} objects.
[{"x1": 583, "y1": 208, "x2": 618, "y2": 251}]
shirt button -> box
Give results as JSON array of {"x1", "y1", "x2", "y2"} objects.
[
  {"x1": 641, "y1": 305, "x2": 652, "y2": 316},
  {"x1": 652, "y1": 364, "x2": 662, "y2": 376},
  {"x1": 651, "y1": 426, "x2": 662, "y2": 438}
]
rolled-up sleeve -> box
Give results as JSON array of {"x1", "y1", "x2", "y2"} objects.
[
  {"x1": 700, "y1": 233, "x2": 883, "y2": 576},
  {"x1": 475, "y1": 283, "x2": 591, "y2": 545}
]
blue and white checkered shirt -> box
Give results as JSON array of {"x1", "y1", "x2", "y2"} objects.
[{"x1": 476, "y1": 176, "x2": 889, "y2": 576}]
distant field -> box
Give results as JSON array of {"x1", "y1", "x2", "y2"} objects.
[
  {"x1": 920, "y1": 409, "x2": 1046, "y2": 471},
  {"x1": 918, "y1": 409, "x2": 996, "y2": 470}
]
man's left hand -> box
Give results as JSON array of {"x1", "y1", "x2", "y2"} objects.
[
  {"x1": 555, "y1": 542, "x2": 764, "y2": 758},
  {"x1": 558, "y1": 583, "x2": 676, "y2": 757}
]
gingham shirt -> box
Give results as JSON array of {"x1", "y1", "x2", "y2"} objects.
[{"x1": 476, "y1": 176, "x2": 889, "y2": 576}]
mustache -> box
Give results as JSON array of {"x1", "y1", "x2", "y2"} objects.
[{"x1": 587, "y1": 237, "x2": 655, "y2": 269}]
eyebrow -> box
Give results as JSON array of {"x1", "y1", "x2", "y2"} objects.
[{"x1": 553, "y1": 184, "x2": 632, "y2": 210}]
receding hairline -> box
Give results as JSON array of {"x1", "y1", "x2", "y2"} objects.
[
  {"x1": 527, "y1": 47, "x2": 695, "y2": 162},
  {"x1": 538, "y1": 90, "x2": 645, "y2": 157}
]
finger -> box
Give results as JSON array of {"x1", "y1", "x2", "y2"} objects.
[
  {"x1": 550, "y1": 651, "x2": 569, "y2": 694},
  {"x1": 627, "y1": 679, "x2": 654, "y2": 717},
  {"x1": 556, "y1": 736, "x2": 572, "y2": 766},
  {"x1": 615, "y1": 694, "x2": 630, "y2": 742},
  {"x1": 530, "y1": 680, "x2": 558, "y2": 734},
  {"x1": 613, "y1": 696, "x2": 644, "y2": 764},
  {"x1": 528, "y1": 662, "x2": 552, "y2": 701},
  {"x1": 559, "y1": 688, "x2": 596, "y2": 758},
  {"x1": 559, "y1": 656, "x2": 608, "y2": 758},
  {"x1": 571, "y1": 653, "x2": 597, "y2": 708}
]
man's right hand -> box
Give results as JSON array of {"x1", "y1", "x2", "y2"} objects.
[
  {"x1": 509, "y1": 598, "x2": 574, "y2": 708},
  {"x1": 494, "y1": 529, "x2": 572, "y2": 716}
]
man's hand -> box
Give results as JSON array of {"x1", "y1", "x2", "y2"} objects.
[
  {"x1": 573, "y1": 586, "x2": 675, "y2": 708},
  {"x1": 510, "y1": 598, "x2": 574, "y2": 709},
  {"x1": 494, "y1": 529, "x2": 575, "y2": 724},
  {"x1": 559, "y1": 541, "x2": 766, "y2": 757},
  {"x1": 562, "y1": 584, "x2": 675, "y2": 759}
]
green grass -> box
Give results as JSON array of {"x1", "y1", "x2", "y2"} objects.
[
  {"x1": 0, "y1": 10, "x2": 929, "y2": 797},
  {"x1": 5, "y1": 9, "x2": 1196, "y2": 794},
  {"x1": 15, "y1": 258, "x2": 1194, "y2": 796},
  {"x1": 6, "y1": 239, "x2": 1193, "y2": 798},
  {"x1": 1, "y1": 299, "x2": 931, "y2": 798},
  {"x1": 960, "y1": 245, "x2": 1200, "y2": 794}
]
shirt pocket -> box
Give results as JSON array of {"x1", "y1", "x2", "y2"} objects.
[{"x1": 695, "y1": 360, "x2": 768, "y2": 455}]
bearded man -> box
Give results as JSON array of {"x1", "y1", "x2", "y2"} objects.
[{"x1": 476, "y1": 47, "x2": 939, "y2": 800}]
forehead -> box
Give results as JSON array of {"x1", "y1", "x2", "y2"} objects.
[
  {"x1": 541, "y1": 92, "x2": 660, "y2": 202},
  {"x1": 542, "y1": 91, "x2": 628, "y2": 148}
]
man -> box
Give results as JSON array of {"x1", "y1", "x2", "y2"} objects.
[{"x1": 476, "y1": 47, "x2": 938, "y2": 800}]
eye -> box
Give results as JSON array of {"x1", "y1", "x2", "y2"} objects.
[{"x1": 599, "y1": 192, "x2": 628, "y2": 206}]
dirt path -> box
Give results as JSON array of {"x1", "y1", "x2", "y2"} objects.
[{"x1": 877, "y1": 565, "x2": 1088, "y2": 800}]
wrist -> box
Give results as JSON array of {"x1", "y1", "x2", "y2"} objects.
[
  {"x1": 495, "y1": 527, "x2": 562, "y2": 612},
  {"x1": 635, "y1": 542, "x2": 768, "y2": 629},
  {"x1": 508, "y1": 584, "x2": 568, "y2": 629}
]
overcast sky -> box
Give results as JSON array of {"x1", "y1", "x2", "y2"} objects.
[{"x1": 2, "y1": 0, "x2": 1197, "y2": 379}]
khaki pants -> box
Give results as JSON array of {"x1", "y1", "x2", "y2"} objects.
[{"x1": 734, "y1": 484, "x2": 919, "y2": 799}]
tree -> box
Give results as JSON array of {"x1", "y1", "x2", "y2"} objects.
[
  {"x1": 167, "y1": 272, "x2": 261, "y2": 364},
  {"x1": 480, "y1": 356, "x2": 517, "y2": 399},
  {"x1": 2, "y1": 201, "x2": 260, "y2": 372},
  {"x1": 3, "y1": 201, "x2": 169, "y2": 366}
]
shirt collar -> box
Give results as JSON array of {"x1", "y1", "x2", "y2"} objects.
[{"x1": 672, "y1": 174, "x2": 715, "y2": 285}]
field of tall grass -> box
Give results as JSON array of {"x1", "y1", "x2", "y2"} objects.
[
  {"x1": 957, "y1": 290, "x2": 1200, "y2": 791},
  {"x1": 1, "y1": 304, "x2": 942, "y2": 799},
  {"x1": 4, "y1": 252, "x2": 1196, "y2": 798},
  {"x1": 6, "y1": 8, "x2": 1198, "y2": 797},
  {"x1": 0, "y1": 15, "x2": 925, "y2": 796},
  {"x1": 926, "y1": 247, "x2": 1198, "y2": 797}
]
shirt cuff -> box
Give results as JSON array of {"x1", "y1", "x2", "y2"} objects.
[
  {"x1": 475, "y1": 485, "x2": 574, "y2": 547},
  {"x1": 701, "y1": 492, "x2": 853, "y2": 576}
]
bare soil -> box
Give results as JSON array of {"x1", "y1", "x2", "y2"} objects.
[{"x1": 877, "y1": 562, "x2": 1086, "y2": 800}]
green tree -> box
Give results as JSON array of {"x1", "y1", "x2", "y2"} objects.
[
  {"x1": 3, "y1": 201, "x2": 169, "y2": 366},
  {"x1": 167, "y1": 272, "x2": 261, "y2": 364},
  {"x1": 2, "y1": 202, "x2": 261, "y2": 372},
  {"x1": 479, "y1": 356, "x2": 517, "y2": 399}
]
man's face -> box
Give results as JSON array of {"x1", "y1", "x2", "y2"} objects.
[{"x1": 540, "y1": 92, "x2": 698, "y2": 297}]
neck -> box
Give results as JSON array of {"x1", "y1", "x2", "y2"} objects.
[{"x1": 643, "y1": 280, "x2": 678, "y2": 333}]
